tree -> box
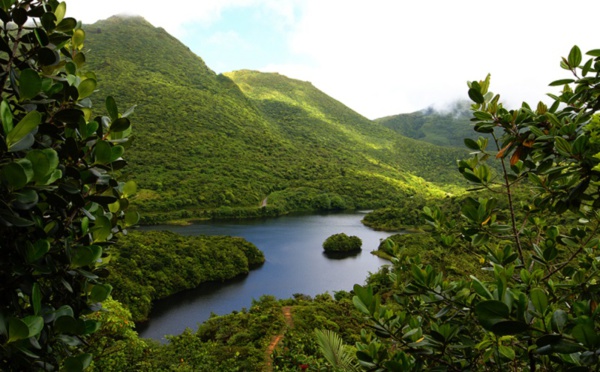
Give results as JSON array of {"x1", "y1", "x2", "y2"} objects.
[
  {"x1": 353, "y1": 46, "x2": 600, "y2": 370},
  {"x1": 0, "y1": 1, "x2": 136, "y2": 370},
  {"x1": 323, "y1": 233, "x2": 362, "y2": 253}
]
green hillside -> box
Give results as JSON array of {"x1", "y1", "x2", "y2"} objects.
[
  {"x1": 376, "y1": 102, "x2": 479, "y2": 148},
  {"x1": 84, "y1": 16, "x2": 467, "y2": 222}
]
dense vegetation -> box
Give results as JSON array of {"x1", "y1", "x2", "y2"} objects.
[
  {"x1": 82, "y1": 17, "x2": 468, "y2": 223},
  {"x1": 5, "y1": 2, "x2": 600, "y2": 371},
  {"x1": 109, "y1": 230, "x2": 264, "y2": 321},
  {"x1": 376, "y1": 100, "x2": 499, "y2": 148},
  {"x1": 0, "y1": 2, "x2": 137, "y2": 370},
  {"x1": 322, "y1": 233, "x2": 362, "y2": 253}
]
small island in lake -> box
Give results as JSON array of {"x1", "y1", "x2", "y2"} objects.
[{"x1": 322, "y1": 233, "x2": 362, "y2": 253}]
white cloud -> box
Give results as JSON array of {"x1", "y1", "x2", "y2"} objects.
[
  {"x1": 273, "y1": 0, "x2": 600, "y2": 118},
  {"x1": 68, "y1": 0, "x2": 600, "y2": 119}
]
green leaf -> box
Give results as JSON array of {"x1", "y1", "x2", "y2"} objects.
[
  {"x1": 572, "y1": 323, "x2": 599, "y2": 348},
  {"x1": 124, "y1": 210, "x2": 140, "y2": 227},
  {"x1": 530, "y1": 288, "x2": 548, "y2": 314},
  {"x1": 54, "y1": 315, "x2": 79, "y2": 334},
  {"x1": 77, "y1": 78, "x2": 96, "y2": 100},
  {"x1": 55, "y1": 17, "x2": 77, "y2": 33},
  {"x1": 123, "y1": 180, "x2": 137, "y2": 197},
  {"x1": 22, "y1": 316, "x2": 43, "y2": 338},
  {"x1": 548, "y1": 79, "x2": 574, "y2": 86},
  {"x1": 470, "y1": 276, "x2": 493, "y2": 299},
  {"x1": 468, "y1": 88, "x2": 485, "y2": 104},
  {"x1": 6, "y1": 110, "x2": 41, "y2": 151},
  {"x1": 498, "y1": 345, "x2": 515, "y2": 360},
  {"x1": 1, "y1": 99, "x2": 13, "y2": 135},
  {"x1": 586, "y1": 49, "x2": 600, "y2": 57},
  {"x1": 490, "y1": 320, "x2": 529, "y2": 335},
  {"x1": 464, "y1": 138, "x2": 480, "y2": 150},
  {"x1": 7, "y1": 318, "x2": 29, "y2": 343},
  {"x1": 551, "y1": 309, "x2": 567, "y2": 333},
  {"x1": 19, "y1": 69, "x2": 42, "y2": 101},
  {"x1": 26, "y1": 148, "x2": 59, "y2": 184},
  {"x1": 110, "y1": 117, "x2": 130, "y2": 133},
  {"x1": 89, "y1": 284, "x2": 112, "y2": 303},
  {"x1": 32, "y1": 283, "x2": 41, "y2": 315},
  {"x1": 1, "y1": 159, "x2": 33, "y2": 190},
  {"x1": 554, "y1": 136, "x2": 572, "y2": 156},
  {"x1": 94, "y1": 140, "x2": 112, "y2": 164},
  {"x1": 71, "y1": 245, "x2": 102, "y2": 268},
  {"x1": 475, "y1": 300, "x2": 509, "y2": 330},
  {"x1": 26, "y1": 239, "x2": 50, "y2": 263},
  {"x1": 54, "y1": 1, "x2": 66, "y2": 24},
  {"x1": 72, "y1": 28, "x2": 85, "y2": 49},
  {"x1": 91, "y1": 216, "x2": 112, "y2": 242},
  {"x1": 63, "y1": 353, "x2": 92, "y2": 372},
  {"x1": 105, "y1": 96, "x2": 118, "y2": 121},
  {"x1": 568, "y1": 45, "x2": 582, "y2": 67}
]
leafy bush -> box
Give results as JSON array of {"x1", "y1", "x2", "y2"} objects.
[
  {"x1": 352, "y1": 46, "x2": 600, "y2": 370},
  {"x1": 323, "y1": 233, "x2": 362, "y2": 253},
  {"x1": 0, "y1": 1, "x2": 136, "y2": 370}
]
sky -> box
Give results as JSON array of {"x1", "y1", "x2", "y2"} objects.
[{"x1": 69, "y1": 0, "x2": 600, "y2": 120}]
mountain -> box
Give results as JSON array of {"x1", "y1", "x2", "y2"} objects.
[
  {"x1": 376, "y1": 102, "x2": 477, "y2": 148},
  {"x1": 84, "y1": 17, "x2": 467, "y2": 222}
]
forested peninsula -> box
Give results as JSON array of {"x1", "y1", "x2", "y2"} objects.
[{"x1": 2, "y1": 3, "x2": 600, "y2": 371}]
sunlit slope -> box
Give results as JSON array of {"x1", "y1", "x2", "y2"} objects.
[
  {"x1": 226, "y1": 70, "x2": 466, "y2": 185},
  {"x1": 84, "y1": 17, "x2": 465, "y2": 221}
]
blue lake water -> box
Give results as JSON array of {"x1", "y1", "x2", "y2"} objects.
[{"x1": 136, "y1": 212, "x2": 397, "y2": 341}]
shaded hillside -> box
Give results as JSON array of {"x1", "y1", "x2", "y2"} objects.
[
  {"x1": 376, "y1": 102, "x2": 477, "y2": 148},
  {"x1": 84, "y1": 17, "x2": 467, "y2": 222}
]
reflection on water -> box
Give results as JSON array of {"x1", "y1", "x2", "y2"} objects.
[{"x1": 136, "y1": 212, "x2": 398, "y2": 341}]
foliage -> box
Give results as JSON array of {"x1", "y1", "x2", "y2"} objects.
[
  {"x1": 315, "y1": 329, "x2": 360, "y2": 371},
  {"x1": 109, "y1": 230, "x2": 264, "y2": 321},
  {"x1": 376, "y1": 100, "x2": 501, "y2": 148},
  {"x1": 81, "y1": 17, "x2": 466, "y2": 222},
  {"x1": 323, "y1": 233, "x2": 362, "y2": 253},
  {"x1": 351, "y1": 46, "x2": 600, "y2": 370},
  {"x1": 0, "y1": 1, "x2": 136, "y2": 370}
]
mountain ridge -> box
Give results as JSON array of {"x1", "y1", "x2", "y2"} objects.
[{"x1": 84, "y1": 16, "x2": 467, "y2": 222}]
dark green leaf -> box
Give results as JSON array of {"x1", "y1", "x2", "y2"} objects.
[
  {"x1": 22, "y1": 316, "x2": 43, "y2": 338},
  {"x1": 19, "y1": 69, "x2": 42, "y2": 100},
  {"x1": 475, "y1": 300, "x2": 508, "y2": 330},
  {"x1": 572, "y1": 323, "x2": 599, "y2": 348},
  {"x1": 586, "y1": 49, "x2": 600, "y2": 57},
  {"x1": 549, "y1": 79, "x2": 574, "y2": 86},
  {"x1": 468, "y1": 88, "x2": 485, "y2": 104},
  {"x1": 530, "y1": 288, "x2": 548, "y2": 314},
  {"x1": 54, "y1": 17, "x2": 76, "y2": 33},
  {"x1": 32, "y1": 283, "x2": 41, "y2": 315},
  {"x1": 63, "y1": 353, "x2": 93, "y2": 372},
  {"x1": 1, "y1": 99, "x2": 13, "y2": 135},
  {"x1": 7, "y1": 318, "x2": 28, "y2": 343},
  {"x1": 568, "y1": 45, "x2": 582, "y2": 67},
  {"x1": 110, "y1": 117, "x2": 130, "y2": 133},
  {"x1": 105, "y1": 96, "x2": 118, "y2": 121},
  {"x1": 490, "y1": 320, "x2": 529, "y2": 336},
  {"x1": 89, "y1": 284, "x2": 112, "y2": 303},
  {"x1": 71, "y1": 245, "x2": 102, "y2": 268},
  {"x1": 6, "y1": 110, "x2": 41, "y2": 150}
]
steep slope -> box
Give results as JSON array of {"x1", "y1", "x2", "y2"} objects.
[
  {"x1": 376, "y1": 103, "x2": 476, "y2": 148},
  {"x1": 84, "y1": 17, "x2": 466, "y2": 222},
  {"x1": 376, "y1": 102, "x2": 504, "y2": 150}
]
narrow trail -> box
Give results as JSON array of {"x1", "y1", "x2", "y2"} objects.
[{"x1": 264, "y1": 306, "x2": 294, "y2": 371}]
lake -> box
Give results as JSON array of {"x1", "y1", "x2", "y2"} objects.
[{"x1": 136, "y1": 212, "x2": 397, "y2": 341}]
